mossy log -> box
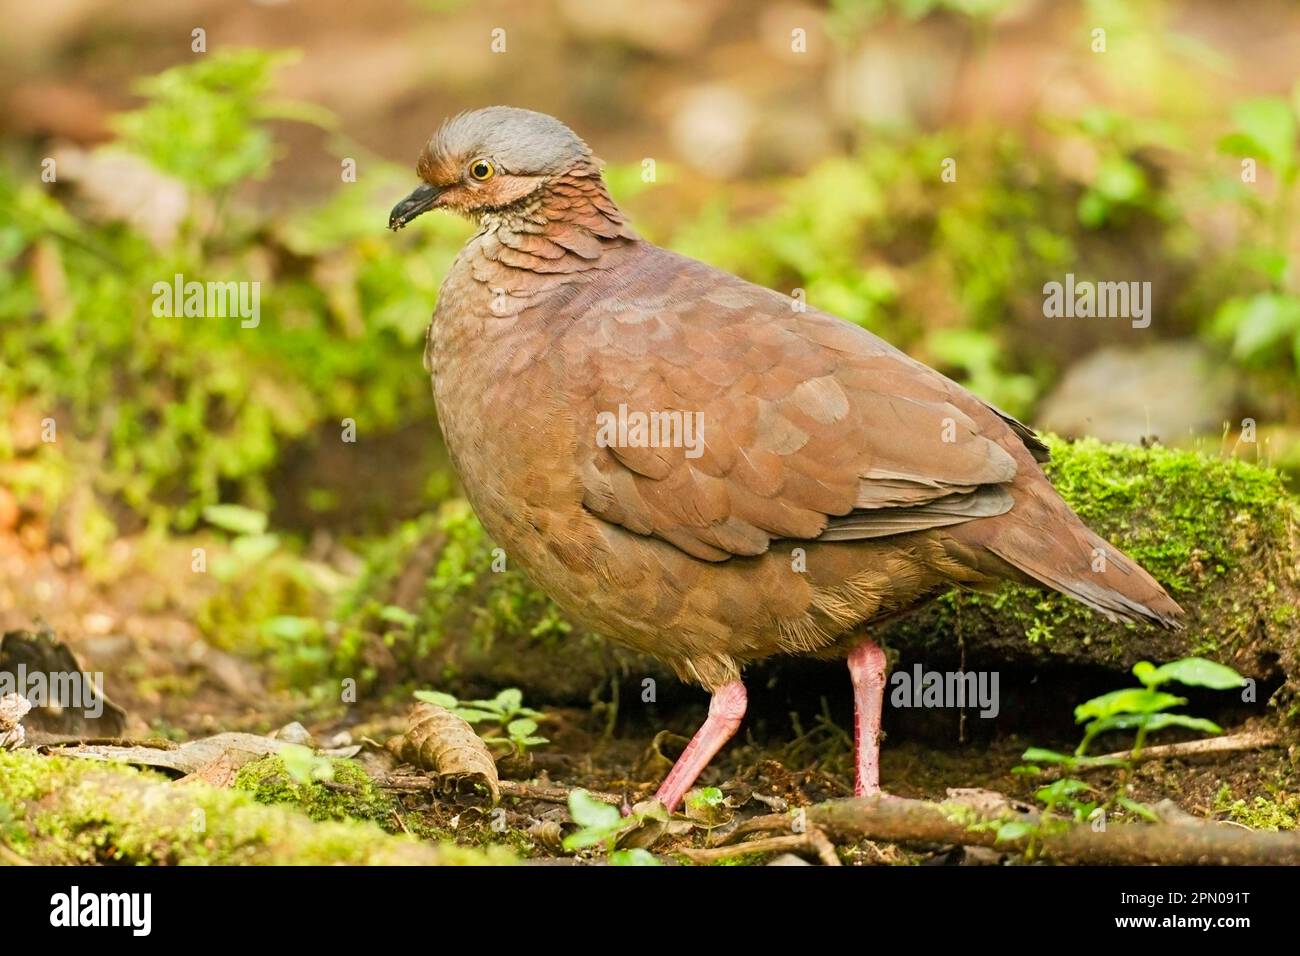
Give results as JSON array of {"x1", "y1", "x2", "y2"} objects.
[
  {"x1": 0, "y1": 750, "x2": 510, "y2": 865},
  {"x1": 349, "y1": 439, "x2": 1299, "y2": 711},
  {"x1": 805, "y1": 792, "x2": 1300, "y2": 865},
  {"x1": 884, "y1": 438, "x2": 1300, "y2": 703}
]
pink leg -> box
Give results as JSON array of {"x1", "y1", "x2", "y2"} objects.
[
  {"x1": 848, "y1": 640, "x2": 887, "y2": 796},
  {"x1": 654, "y1": 680, "x2": 747, "y2": 812}
]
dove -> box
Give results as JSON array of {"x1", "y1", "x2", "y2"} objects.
[{"x1": 390, "y1": 107, "x2": 1183, "y2": 811}]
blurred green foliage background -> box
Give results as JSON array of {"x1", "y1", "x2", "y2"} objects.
[{"x1": 1, "y1": 1, "x2": 1298, "y2": 695}]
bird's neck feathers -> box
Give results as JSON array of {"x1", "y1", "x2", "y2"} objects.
[{"x1": 476, "y1": 161, "x2": 639, "y2": 274}]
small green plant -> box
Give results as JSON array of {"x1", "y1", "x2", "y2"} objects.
[
  {"x1": 277, "y1": 743, "x2": 335, "y2": 785},
  {"x1": 683, "y1": 786, "x2": 730, "y2": 838},
  {"x1": 1013, "y1": 656, "x2": 1245, "y2": 841},
  {"x1": 414, "y1": 687, "x2": 550, "y2": 754},
  {"x1": 562, "y1": 789, "x2": 660, "y2": 866}
]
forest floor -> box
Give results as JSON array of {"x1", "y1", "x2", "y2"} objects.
[{"x1": 3, "y1": 504, "x2": 1297, "y2": 867}]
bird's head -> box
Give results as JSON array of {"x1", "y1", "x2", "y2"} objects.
[{"x1": 389, "y1": 106, "x2": 595, "y2": 229}]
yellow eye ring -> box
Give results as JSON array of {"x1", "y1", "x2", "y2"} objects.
[{"x1": 469, "y1": 159, "x2": 494, "y2": 181}]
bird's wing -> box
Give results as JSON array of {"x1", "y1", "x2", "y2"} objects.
[{"x1": 563, "y1": 249, "x2": 1032, "y2": 562}]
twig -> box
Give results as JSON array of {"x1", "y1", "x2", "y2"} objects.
[
  {"x1": 1092, "y1": 731, "x2": 1278, "y2": 766},
  {"x1": 316, "y1": 780, "x2": 363, "y2": 795},
  {"x1": 808, "y1": 793, "x2": 1300, "y2": 865},
  {"x1": 678, "y1": 830, "x2": 841, "y2": 866},
  {"x1": 380, "y1": 770, "x2": 623, "y2": 807},
  {"x1": 498, "y1": 780, "x2": 623, "y2": 806},
  {"x1": 713, "y1": 812, "x2": 797, "y2": 845}
]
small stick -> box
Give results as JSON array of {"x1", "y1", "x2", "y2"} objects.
[
  {"x1": 498, "y1": 780, "x2": 623, "y2": 806},
  {"x1": 1091, "y1": 731, "x2": 1277, "y2": 766},
  {"x1": 809, "y1": 793, "x2": 1300, "y2": 865},
  {"x1": 678, "y1": 831, "x2": 841, "y2": 866},
  {"x1": 381, "y1": 771, "x2": 623, "y2": 807}
]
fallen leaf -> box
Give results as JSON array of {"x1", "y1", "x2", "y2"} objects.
[
  {"x1": 386, "y1": 702, "x2": 499, "y2": 804},
  {"x1": 177, "y1": 751, "x2": 242, "y2": 788},
  {"x1": 49, "y1": 732, "x2": 293, "y2": 775},
  {"x1": 0, "y1": 693, "x2": 32, "y2": 749}
]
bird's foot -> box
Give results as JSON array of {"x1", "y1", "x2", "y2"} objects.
[
  {"x1": 653, "y1": 680, "x2": 747, "y2": 813},
  {"x1": 848, "y1": 639, "x2": 887, "y2": 797}
]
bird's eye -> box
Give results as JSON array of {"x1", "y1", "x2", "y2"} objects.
[{"x1": 469, "y1": 159, "x2": 494, "y2": 182}]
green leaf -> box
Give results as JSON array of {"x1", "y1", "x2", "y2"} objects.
[
  {"x1": 685, "y1": 786, "x2": 725, "y2": 809},
  {"x1": 414, "y1": 690, "x2": 459, "y2": 709},
  {"x1": 1021, "y1": 747, "x2": 1076, "y2": 765},
  {"x1": 568, "y1": 789, "x2": 621, "y2": 830},
  {"x1": 202, "y1": 503, "x2": 268, "y2": 536},
  {"x1": 994, "y1": 820, "x2": 1036, "y2": 843},
  {"x1": 279, "y1": 743, "x2": 333, "y2": 785},
  {"x1": 506, "y1": 718, "x2": 538, "y2": 738},
  {"x1": 1132, "y1": 661, "x2": 1158, "y2": 688},
  {"x1": 1146, "y1": 657, "x2": 1245, "y2": 691},
  {"x1": 610, "y1": 848, "x2": 660, "y2": 866},
  {"x1": 1138, "y1": 713, "x2": 1223, "y2": 735},
  {"x1": 1085, "y1": 711, "x2": 1223, "y2": 740},
  {"x1": 1075, "y1": 689, "x2": 1185, "y2": 722},
  {"x1": 562, "y1": 827, "x2": 613, "y2": 851},
  {"x1": 494, "y1": 688, "x2": 523, "y2": 713},
  {"x1": 1034, "y1": 778, "x2": 1093, "y2": 804},
  {"x1": 450, "y1": 708, "x2": 498, "y2": 724}
]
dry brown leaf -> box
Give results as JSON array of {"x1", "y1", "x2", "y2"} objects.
[
  {"x1": 177, "y1": 751, "x2": 242, "y2": 788},
  {"x1": 50, "y1": 732, "x2": 289, "y2": 774},
  {"x1": 0, "y1": 692, "x2": 32, "y2": 749},
  {"x1": 386, "y1": 702, "x2": 500, "y2": 804}
]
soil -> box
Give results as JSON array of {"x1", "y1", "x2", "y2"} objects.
[{"x1": 4, "y1": 503, "x2": 1296, "y2": 865}]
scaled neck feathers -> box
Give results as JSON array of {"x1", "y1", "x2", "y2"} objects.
[{"x1": 475, "y1": 161, "x2": 639, "y2": 278}]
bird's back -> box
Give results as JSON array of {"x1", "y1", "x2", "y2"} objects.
[{"x1": 424, "y1": 184, "x2": 1181, "y2": 691}]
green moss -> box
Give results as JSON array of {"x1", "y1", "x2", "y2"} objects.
[
  {"x1": 1039, "y1": 436, "x2": 1291, "y2": 593},
  {"x1": 233, "y1": 755, "x2": 399, "y2": 825},
  {"x1": 0, "y1": 749, "x2": 510, "y2": 865},
  {"x1": 883, "y1": 438, "x2": 1300, "y2": 707},
  {"x1": 328, "y1": 502, "x2": 637, "y2": 701},
  {"x1": 1213, "y1": 784, "x2": 1300, "y2": 831}
]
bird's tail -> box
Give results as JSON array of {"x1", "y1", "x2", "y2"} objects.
[{"x1": 978, "y1": 490, "x2": 1184, "y2": 630}]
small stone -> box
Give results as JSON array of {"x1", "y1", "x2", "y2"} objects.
[
  {"x1": 767, "y1": 852, "x2": 811, "y2": 866},
  {"x1": 274, "y1": 721, "x2": 316, "y2": 747}
]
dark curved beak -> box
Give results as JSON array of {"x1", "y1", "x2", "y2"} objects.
[{"x1": 389, "y1": 183, "x2": 443, "y2": 230}]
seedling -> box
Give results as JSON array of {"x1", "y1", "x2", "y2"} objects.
[
  {"x1": 1014, "y1": 656, "x2": 1244, "y2": 841},
  {"x1": 414, "y1": 687, "x2": 550, "y2": 754},
  {"x1": 562, "y1": 789, "x2": 661, "y2": 866},
  {"x1": 277, "y1": 743, "x2": 335, "y2": 785},
  {"x1": 684, "y1": 786, "x2": 730, "y2": 836}
]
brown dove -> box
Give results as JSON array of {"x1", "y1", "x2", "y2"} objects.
[{"x1": 389, "y1": 107, "x2": 1183, "y2": 811}]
